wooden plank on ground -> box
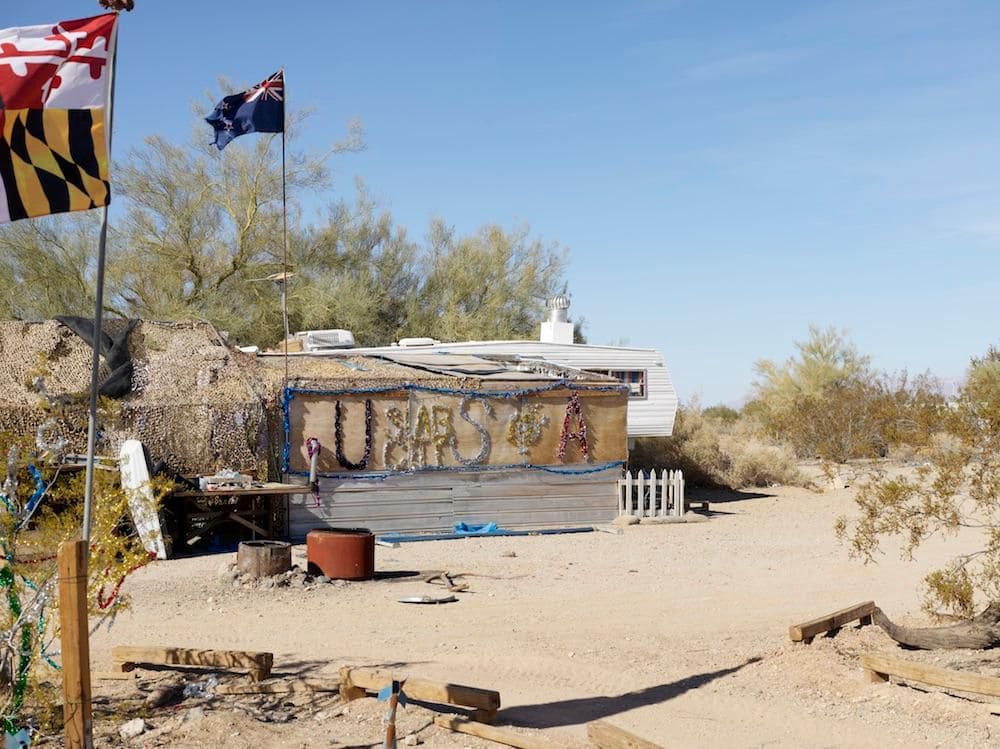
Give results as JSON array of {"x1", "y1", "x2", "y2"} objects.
[
  {"x1": 789, "y1": 601, "x2": 875, "y2": 643},
  {"x1": 587, "y1": 720, "x2": 664, "y2": 749},
  {"x1": 214, "y1": 678, "x2": 340, "y2": 695},
  {"x1": 341, "y1": 666, "x2": 500, "y2": 711},
  {"x1": 112, "y1": 646, "x2": 273, "y2": 681},
  {"x1": 862, "y1": 652, "x2": 1000, "y2": 697},
  {"x1": 433, "y1": 715, "x2": 558, "y2": 749}
]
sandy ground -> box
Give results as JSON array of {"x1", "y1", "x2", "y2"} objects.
[{"x1": 71, "y1": 476, "x2": 1000, "y2": 748}]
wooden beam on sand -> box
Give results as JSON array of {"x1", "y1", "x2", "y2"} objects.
[
  {"x1": 111, "y1": 646, "x2": 273, "y2": 682},
  {"x1": 862, "y1": 652, "x2": 1000, "y2": 697},
  {"x1": 789, "y1": 601, "x2": 875, "y2": 643},
  {"x1": 214, "y1": 678, "x2": 341, "y2": 695},
  {"x1": 587, "y1": 720, "x2": 664, "y2": 749},
  {"x1": 340, "y1": 666, "x2": 500, "y2": 712},
  {"x1": 433, "y1": 715, "x2": 558, "y2": 749}
]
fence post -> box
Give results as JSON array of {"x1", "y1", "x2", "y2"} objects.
[
  {"x1": 624, "y1": 470, "x2": 632, "y2": 515},
  {"x1": 636, "y1": 471, "x2": 645, "y2": 517},
  {"x1": 59, "y1": 539, "x2": 93, "y2": 748}
]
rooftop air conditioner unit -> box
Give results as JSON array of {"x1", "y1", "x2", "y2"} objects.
[{"x1": 296, "y1": 329, "x2": 356, "y2": 351}]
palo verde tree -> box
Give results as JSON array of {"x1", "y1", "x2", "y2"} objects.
[
  {"x1": 0, "y1": 108, "x2": 571, "y2": 348},
  {"x1": 403, "y1": 219, "x2": 567, "y2": 343},
  {"x1": 0, "y1": 213, "x2": 103, "y2": 320},
  {"x1": 748, "y1": 326, "x2": 945, "y2": 462},
  {"x1": 837, "y1": 347, "x2": 1000, "y2": 649},
  {"x1": 109, "y1": 102, "x2": 362, "y2": 346},
  {"x1": 292, "y1": 180, "x2": 420, "y2": 345}
]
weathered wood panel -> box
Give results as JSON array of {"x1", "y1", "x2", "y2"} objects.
[{"x1": 286, "y1": 387, "x2": 627, "y2": 474}]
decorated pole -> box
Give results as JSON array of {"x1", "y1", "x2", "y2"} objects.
[
  {"x1": 204, "y1": 68, "x2": 287, "y2": 380},
  {"x1": 280, "y1": 68, "x2": 291, "y2": 389},
  {"x1": 0, "y1": 7, "x2": 124, "y2": 745},
  {"x1": 81, "y1": 16, "x2": 120, "y2": 543}
]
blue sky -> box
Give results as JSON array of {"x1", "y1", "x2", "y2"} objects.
[{"x1": 11, "y1": 1, "x2": 1000, "y2": 404}]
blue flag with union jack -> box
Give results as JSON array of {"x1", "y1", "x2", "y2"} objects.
[{"x1": 205, "y1": 70, "x2": 284, "y2": 150}]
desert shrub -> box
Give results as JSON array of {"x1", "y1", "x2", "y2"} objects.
[
  {"x1": 752, "y1": 326, "x2": 947, "y2": 462},
  {"x1": 702, "y1": 404, "x2": 740, "y2": 425},
  {"x1": 630, "y1": 404, "x2": 803, "y2": 489},
  {"x1": 718, "y1": 417, "x2": 802, "y2": 488},
  {"x1": 837, "y1": 346, "x2": 1000, "y2": 618},
  {"x1": 629, "y1": 407, "x2": 721, "y2": 487}
]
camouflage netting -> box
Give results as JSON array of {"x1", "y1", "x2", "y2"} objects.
[
  {"x1": 259, "y1": 354, "x2": 481, "y2": 393},
  {"x1": 0, "y1": 320, "x2": 624, "y2": 480},
  {"x1": 0, "y1": 319, "x2": 277, "y2": 478}
]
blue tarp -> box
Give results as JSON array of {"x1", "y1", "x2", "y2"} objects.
[{"x1": 377, "y1": 523, "x2": 594, "y2": 544}]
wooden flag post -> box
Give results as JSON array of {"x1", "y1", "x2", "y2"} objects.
[
  {"x1": 58, "y1": 541, "x2": 93, "y2": 748},
  {"x1": 384, "y1": 679, "x2": 400, "y2": 749}
]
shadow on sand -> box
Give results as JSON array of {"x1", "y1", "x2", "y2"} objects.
[{"x1": 501, "y1": 656, "x2": 762, "y2": 729}]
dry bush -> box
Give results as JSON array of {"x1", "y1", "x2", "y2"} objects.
[
  {"x1": 630, "y1": 405, "x2": 803, "y2": 489},
  {"x1": 837, "y1": 346, "x2": 1000, "y2": 619},
  {"x1": 719, "y1": 419, "x2": 801, "y2": 489}
]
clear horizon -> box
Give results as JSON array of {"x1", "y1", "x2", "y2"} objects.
[{"x1": 8, "y1": 1, "x2": 1000, "y2": 406}]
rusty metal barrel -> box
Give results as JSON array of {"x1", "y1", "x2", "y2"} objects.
[{"x1": 306, "y1": 528, "x2": 375, "y2": 580}]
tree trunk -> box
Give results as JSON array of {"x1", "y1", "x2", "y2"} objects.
[{"x1": 873, "y1": 602, "x2": 1000, "y2": 650}]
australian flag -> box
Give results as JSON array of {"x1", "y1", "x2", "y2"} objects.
[{"x1": 205, "y1": 70, "x2": 284, "y2": 150}]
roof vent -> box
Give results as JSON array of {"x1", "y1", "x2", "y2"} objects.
[
  {"x1": 541, "y1": 294, "x2": 574, "y2": 344},
  {"x1": 546, "y1": 294, "x2": 571, "y2": 323}
]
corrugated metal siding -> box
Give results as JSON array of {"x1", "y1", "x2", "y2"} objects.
[{"x1": 286, "y1": 467, "x2": 620, "y2": 538}]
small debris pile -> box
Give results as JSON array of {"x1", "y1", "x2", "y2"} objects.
[{"x1": 216, "y1": 560, "x2": 347, "y2": 591}]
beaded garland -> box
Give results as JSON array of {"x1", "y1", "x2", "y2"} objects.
[
  {"x1": 284, "y1": 379, "x2": 627, "y2": 477},
  {"x1": 506, "y1": 403, "x2": 549, "y2": 459},
  {"x1": 382, "y1": 407, "x2": 410, "y2": 471},
  {"x1": 556, "y1": 392, "x2": 590, "y2": 463},
  {"x1": 449, "y1": 397, "x2": 493, "y2": 466},
  {"x1": 410, "y1": 405, "x2": 435, "y2": 468},
  {"x1": 334, "y1": 400, "x2": 373, "y2": 470}
]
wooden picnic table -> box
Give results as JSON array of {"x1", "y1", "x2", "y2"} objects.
[{"x1": 167, "y1": 482, "x2": 304, "y2": 554}]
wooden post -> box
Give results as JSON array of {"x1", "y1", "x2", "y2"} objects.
[
  {"x1": 385, "y1": 679, "x2": 400, "y2": 749},
  {"x1": 59, "y1": 540, "x2": 93, "y2": 748}
]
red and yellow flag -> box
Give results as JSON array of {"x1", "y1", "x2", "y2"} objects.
[{"x1": 0, "y1": 13, "x2": 116, "y2": 224}]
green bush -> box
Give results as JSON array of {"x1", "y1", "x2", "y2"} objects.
[{"x1": 752, "y1": 326, "x2": 947, "y2": 462}]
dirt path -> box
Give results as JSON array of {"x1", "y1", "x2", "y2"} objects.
[{"x1": 87, "y1": 480, "x2": 999, "y2": 747}]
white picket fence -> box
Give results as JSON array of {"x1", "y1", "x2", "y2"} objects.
[{"x1": 617, "y1": 469, "x2": 685, "y2": 518}]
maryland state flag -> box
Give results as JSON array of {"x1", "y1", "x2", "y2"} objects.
[{"x1": 0, "y1": 13, "x2": 116, "y2": 224}]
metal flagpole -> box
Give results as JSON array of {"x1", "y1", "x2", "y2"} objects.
[
  {"x1": 280, "y1": 69, "x2": 290, "y2": 391},
  {"x1": 81, "y1": 16, "x2": 120, "y2": 543}
]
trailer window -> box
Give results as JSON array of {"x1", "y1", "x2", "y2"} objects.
[{"x1": 608, "y1": 370, "x2": 646, "y2": 399}]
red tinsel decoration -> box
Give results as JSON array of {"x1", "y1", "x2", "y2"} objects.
[
  {"x1": 556, "y1": 392, "x2": 590, "y2": 463},
  {"x1": 96, "y1": 551, "x2": 156, "y2": 609}
]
